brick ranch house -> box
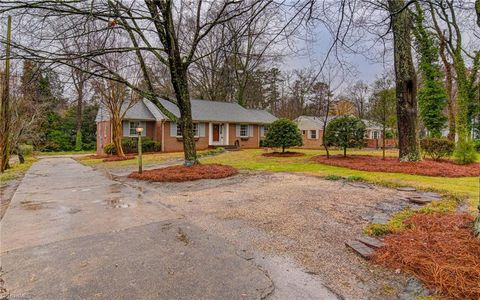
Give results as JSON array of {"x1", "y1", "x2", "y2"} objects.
[
  {"x1": 95, "y1": 98, "x2": 277, "y2": 155},
  {"x1": 294, "y1": 115, "x2": 397, "y2": 149}
]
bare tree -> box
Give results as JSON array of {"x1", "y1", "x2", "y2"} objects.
[
  {"x1": 0, "y1": 0, "x2": 273, "y2": 165},
  {"x1": 0, "y1": 15, "x2": 11, "y2": 172},
  {"x1": 348, "y1": 80, "x2": 369, "y2": 118}
]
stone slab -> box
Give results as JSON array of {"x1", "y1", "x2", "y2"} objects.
[
  {"x1": 345, "y1": 240, "x2": 374, "y2": 259},
  {"x1": 356, "y1": 236, "x2": 385, "y2": 249}
]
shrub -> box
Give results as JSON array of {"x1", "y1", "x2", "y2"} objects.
[
  {"x1": 142, "y1": 137, "x2": 161, "y2": 152},
  {"x1": 420, "y1": 138, "x2": 454, "y2": 160},
  {"x1": 324, "y1": 116, "x2": 366, "y2": 157},
  {"x1": 122, "y1": 138, "x2": 136, "y2": 153},
  {"x1": 43, "y1": 130, "x2": 74, "y2": 152},
  {"x1": 103, "y1": 143, "x2": 117, "y2": 155},
  {"x1": 346, "y1": 175, "x2": 363, "y2": 182},
  {"x1": 474, "y1": 139, "x2": 480, "y2": 152},
  {"x1": 454, "y1": 141, "x2": 478, "y2": 165},
  {"x1": 264, "y1": 118, "x2": 303, "y2": 152},
  {"x1": 385, "y1": 130, "x2": 394, "y2": 139},
  {"x1": 19, "y1": 144, "x2": 34, "y2": 157}
]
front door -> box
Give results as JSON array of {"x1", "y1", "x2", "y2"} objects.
[{"x1": 213, "y1": 124, "x2": 220, "y2": 142}]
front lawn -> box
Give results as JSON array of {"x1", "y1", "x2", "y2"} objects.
[
  {"x1": 36, "y1": 150, "x2": 95, "y2": 156},
  {"x1": 0, "y1": 157, "x2": 37, "y2": 184},
  {"x1": 203, "y1": 149, "x2": 479, "y2": 211}
]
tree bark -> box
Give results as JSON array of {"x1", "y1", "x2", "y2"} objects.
[
  {"x1": 111, "y1": 114, "x2": 125, "y2": 158},
  {"x1": 389, "y1": 0, "x2": 421, "y2": 162},
  {"x1": 0, "y1": 16, "x2": 12, "y2": 173},
  {"x1": 75, "y1": 86, "x2": 83, "y2": 151}
]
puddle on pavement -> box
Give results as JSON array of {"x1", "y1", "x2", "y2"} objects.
[{"x1": 20, "y1": 200, "x2": 51, "y2": 210}]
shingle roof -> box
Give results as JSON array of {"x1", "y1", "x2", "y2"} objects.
[
  {"x1": 96, "y1": 98, "x2": 277, "y2": 124},
  {"x1": 95, "y1": 99, "x2": 158, "y2": 122}
]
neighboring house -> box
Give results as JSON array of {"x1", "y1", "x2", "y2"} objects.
[
  {"x1": 294, "y1": 115, "x2": 396, "y2": 149},
  {"x1": 95, "y1": 98, "x2": 277, "y2": 155}
]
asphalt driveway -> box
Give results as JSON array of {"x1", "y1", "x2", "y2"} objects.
[{"x1": 0, "y1": 158, "x2": 272, "y2": 299}]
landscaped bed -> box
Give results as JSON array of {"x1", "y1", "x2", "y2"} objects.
[
  {"x1": 262, "y1": 151, "x2": 305, "y2": 157},
  {"x1": 311, "y1": 155, "x2": 480, "y2": 177},
  {"x1": 373, "y1": 212, "x2": 480, "y2": 299},
  {"x1": 128, "y1": 163, "x2": 238, "y2": 182}
]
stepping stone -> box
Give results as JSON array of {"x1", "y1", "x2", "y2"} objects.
[
  {"x1": 407, "y1": 196, "x2": 432, "y2": 205},
  {"x1": 372, "y1": 213, "x2": 389, "y2": 225},
  {"x1": 356, "y1": 236, "x2": 385, "y2": 248},
  {"x1": 421, "y1": 192, "x2": 441, "y2": 199},
  {"x1": 345, "y1": 240, "x2": 374, "y2": 259},
  {"x1": 397, "y1": 187, "x2": 416, "y2": 192}
]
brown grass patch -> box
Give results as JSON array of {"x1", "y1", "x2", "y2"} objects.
[
  {"x1": 262, "y1": 151, "x2": 305, "y2": 157},
  {"x1": 102, "y1": 155, "x2": 135, "y2": 162},
  {"x1": 311, "y1": 155, "x2": 480, "y2": 177},
  {"x1": 372, "y1": 212, "x2": 480, "y2": 299},
  {"x1": 128, "y1": 163, "x2": 238, "y2": 182}
]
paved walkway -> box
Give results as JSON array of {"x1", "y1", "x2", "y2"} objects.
[{"x1": 0, "y1": 158, "x2": 272, "y2": 299}]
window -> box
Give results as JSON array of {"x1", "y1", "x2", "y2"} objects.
[
  {"x1": 373, "y1": 131, "x2": 379, "y2": 139},
  {"x1": 129, "y1": 121, "x2": 141, "y2": 136},
  {"x1": 240, "y1": 124, "x2": 249, "y2": 137},
  {"x1": 309, "y1": 130, "x2": 317, "y2": 139},
  {"x1": 260, "y1": 126, "x2": 267, "y2": 137},
  {"x1": 302, "y1": 130, "x2": 306, "y2": 135},
  {"x1": 176, "y1": 123, "x2": 199, "y2": 137}
]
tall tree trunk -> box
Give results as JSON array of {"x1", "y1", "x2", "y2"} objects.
[
  {"x1": 389, "y1": 0, "x2": 421, "y2": 162},
  {"x1": 75, "y1": 86, "x2": 83, "y2": 151},
  {"x1": 0, "y1": 16, "x2": 12, "y2": 173},
  {"x1": 111, "y1": 114, "x2": 125, "y2": 158},
  {"x1": 438, "y1": 33, "x2": 456, "y2": 141}
]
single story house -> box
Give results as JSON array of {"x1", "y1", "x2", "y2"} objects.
[
  {"x1": 294, "y1": 115, "x2": 396, "y2": 149},
  {"x1": 95, "y1": 98, "x2": 277, "y2": 155}
]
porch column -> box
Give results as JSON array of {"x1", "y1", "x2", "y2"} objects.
[
  {"x1": 225, "y1": 123, "x2": 229, "y2": 145},
  {"x1": 208, "y1": 122, "x2": 213, "y2": 145}
]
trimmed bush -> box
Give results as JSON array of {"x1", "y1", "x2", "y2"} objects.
[
  {"x1": 324, "y1": 116, "x2": 366, "y2": 157},
  {"x1": 103, "y1": 143, "x2": 117, "y2": 155},
  {"x1": 122, "y1": 138, "x2": 136, "y2": 153},
  {"x1": 420, "y1": 138, "x2": 454, "y2": 160},
  {"x1": 453, "y1": 141, "x2": 478, "y2": 165},
  {"x1": 264, "y1": 118, "x2": 303, "y2": 152},
  {"x1": 142, "y1": 137, "x2": 161, "y2": 152}
]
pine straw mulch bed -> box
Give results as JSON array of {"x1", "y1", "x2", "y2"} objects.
[
  {"x1": 128, "y1": 163, "x2": 238, "y2": 182},
  {"x1": 102, "y1": 155, "x2": 135, "y2": 162},
  {"x1": 311, "y1": 155, "x2": 480, "y2": 177},
  {"x1": 373, "y1": 212, "x2": 480, "y2": 299},
  {"x1": 262, "y1": 151, "x2": 305, "y2": 157}
]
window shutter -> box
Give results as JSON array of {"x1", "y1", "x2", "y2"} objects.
[
  {"x1": 170, "y1": 122, "x2": 177, "y2": 137},
  {"x1": 249, "y1": 125, "x2": 254, "y2": 137},
  {"x1": 199, "y1": 123, "x2": 206, "y2": 137},
  {"x1": 140, "y1": 121, "x2": 146, "y2": 136},
  {"x1": 122, "y1": 121, "x2": 129, "y2": 137},
  {"x1": 236, "y1": 124, "x2": 241, "y2": 137}
]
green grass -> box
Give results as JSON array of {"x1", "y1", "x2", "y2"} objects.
[
  {"x1": 37, "y1": 150, "x2": 95, "y2": 156},
  {"x1": 0, "y1": 157, "x2": 37, "y2": 184},
  {"x1": 202, "y1": 149, "x2": 479, "y2": 211}
]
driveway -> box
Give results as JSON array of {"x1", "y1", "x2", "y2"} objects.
[{"x1": 0, "y1": 158, "x2": 273, "y2": 299}]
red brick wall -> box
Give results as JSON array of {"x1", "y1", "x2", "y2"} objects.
[
  {"x1": 366, "y1": 139, "x2": 396, "y2": 148},
  {"x1": 162, "y1": 121, "x2": 210, "y2": 152},
  {"x1": 146, "y1": 122, "x2": 155, "y2": 139},
  {"x1": 299, "y1": 129, "x2": 324, "y2": 148},
  {"x1": 228, "y1": 124, "x2": 260, "y2": 148},
  {"x1": 96, "y1": 121, "x2": 111, "y2": 155}
]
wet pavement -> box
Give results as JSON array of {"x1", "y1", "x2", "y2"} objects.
[{"x1": 0, "y1": 158, "x2": 272, "y2": 299}]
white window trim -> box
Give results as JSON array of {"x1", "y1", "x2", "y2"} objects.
[
  {"x1": 176, "y1": 123, "x2": 199, "y2": 138},
  {"x1": 309, "y1": 130, "x2": 317, "y2": 139},
  {"x1": 129, "y1": 121, "x2": 145, "y2": 137},
  {"x1": 239, "y1": 124, "x2": 249, "y2": 138}
]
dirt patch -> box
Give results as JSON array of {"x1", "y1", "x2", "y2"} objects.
[
  {"x1": 128, "y1": 164, "x2": 238, "y2": 182},
  {"x1": 132, "y1": 172, "x2": 412, "y2": 299},
  {"x1": 20, "y1": 200, "x2": 50, "y2": 210},
  {"x1": 102, "y1": 156, "x2": 136, "y2": 162},
  {"x1": 262, "y1": 151, "x2": 305, "y2": 157},
  {"x1": 0, "y1": 179, "x2": 21, "y2": 220},
  {"x1": 311, "y1": 155, "x2": 480, "y2": 177},
  {"x1": 373, "y1": 212, "x2": 480, "y2": 299}
]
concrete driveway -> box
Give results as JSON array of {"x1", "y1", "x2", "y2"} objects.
[{"x1": 0, "y1": 158, "x2": 272, "y2": 299}]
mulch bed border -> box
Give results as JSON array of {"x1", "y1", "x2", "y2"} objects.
[
  {"x1": 262, "y1": 151, "x2": 306, "y2": 157},
  {"x1": 311, "y1": 154, "x2": 480, "y2": 177},
  {"x1": 128, "y1": 163, "x2": 238, "y2": 182}
]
